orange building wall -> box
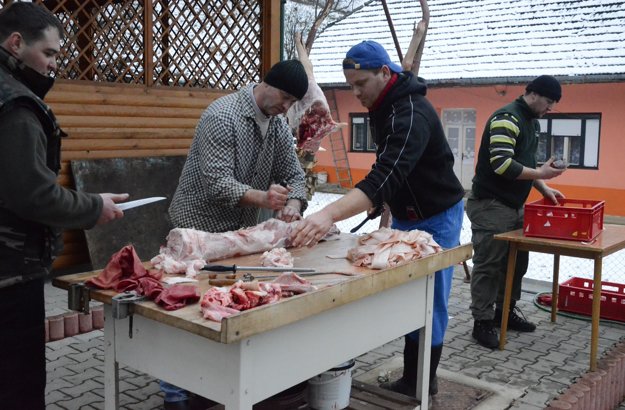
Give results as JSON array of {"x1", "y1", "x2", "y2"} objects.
[{"x1": 315, "y1": 82, "x2": 625, "y2": 216}]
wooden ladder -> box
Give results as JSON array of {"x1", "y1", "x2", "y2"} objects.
[{"x1": 326, "y1": 89, "x2": 353, "y2": 188}]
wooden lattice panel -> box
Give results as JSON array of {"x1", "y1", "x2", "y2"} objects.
[
  {"x1": 3, "y1": 0, "x2": 263, "y2": 89},
  {"x1": 151, "y1": 1, "x2": 262, "y2": 89}
]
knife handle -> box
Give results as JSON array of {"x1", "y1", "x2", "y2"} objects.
[{"x1": 201, "y1": 264, "x2": 236, "y2": 272}]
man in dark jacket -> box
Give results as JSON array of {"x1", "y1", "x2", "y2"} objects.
[
  {"x1": 291, "y1": 40, "x2": 465, "y2": 398},
  {"x1": 468, "y1": 75, "x2": 566, "y2": 349},
  {"x1": 0, "y1": 3, "x2": 128, "y2": 408}
]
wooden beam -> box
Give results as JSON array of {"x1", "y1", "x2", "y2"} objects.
[
  {"x1": 143, "y1": 0, "x2": 154, "y2": 87},
  {"x1": 261, "y1": 0, "x2": 282, "y2": 78}
]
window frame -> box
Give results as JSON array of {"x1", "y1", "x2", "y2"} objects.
[
  {"x1": 536, "y1": 113, "x2": 601, "y2": 170},
  {"x1": 349, "y1": 113, "x2": 376, "y2": 153}
]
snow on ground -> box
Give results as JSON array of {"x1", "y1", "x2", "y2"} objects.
[{"x1": 308, "y1": 191, "x2": 625, "y2": 285}]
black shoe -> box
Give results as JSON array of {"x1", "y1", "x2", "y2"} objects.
[
  {"x1": 472, "y1": 320, "x2": 499, "y2": 348},
  {"x1": 495, "y1": 306, "x2": 536, "y2": 332}
]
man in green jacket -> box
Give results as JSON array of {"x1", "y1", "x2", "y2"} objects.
[
  {"x1": 0, "y1": 3, "x2": 128, "y2": 408},
  {"x1": 468, "y1": 75, "x2": 567, "y2": 348}
]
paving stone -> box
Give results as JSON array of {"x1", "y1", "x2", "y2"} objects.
[
  {"x1": 62, "y1": 367, "x2": 103, "y2": 386},
  {"x1": 507, "y1": 402, "x2": 544, "y2": 410},
  {"x1": 124, "y1": 381, "x2": 163, "y2": 402},
  {"x1": 47, "y1": 345, "x2": 82, "y2": 362},
  {"x1": 55, "y1": 391, "x2": 105, "y2": 409},
  {"x1": 45, "y1": 389, "x2": 72, "y2": 405},
  {"x1": 47, "y1": 364, "x2": 77, "y2": 382},
  {"x1": 500, "y1": 357, "x2": 533, "y2": 372},
  {"x1": 516, "y1": 390, "x2": 553, "y2": 407},
  {"x1": 541, "y1": 350, "x2": 571, "y2": 365},
  {"x1": 47, "y1": 355, "x2": 80, "y2": 372},
  {"x1": 543, "y1": 367, "x2": 582, "y2": 385},
  {"x1": 45, "y1": 403, "x2": 67, "y2": 410},
  {"x1": 354, "y1": 349, "x2": 388, "y2": 366},
  {"x1": 515, "y1": 348, "x2": 546, "y2": 362}
]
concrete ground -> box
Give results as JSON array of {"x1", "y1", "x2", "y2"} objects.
[{"x1": 43, "y1": 266, "x2": 625, "y2": 409}]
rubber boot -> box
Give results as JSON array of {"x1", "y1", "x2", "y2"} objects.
[
  {"x1": 428, "y1": 345, "x2": 443, "y2": 396},
  {"x1": 380, "y1": 337, "x2": 443, "y2": 397},
  {"x1": 380, "y1": 336, "x2": 419, "y2": 396}
]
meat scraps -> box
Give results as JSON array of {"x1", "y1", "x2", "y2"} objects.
[
  {"x1": 200, "y1": 280, "x2": 282, "y2": 322},
  {"x1": 347, "y1": 228, "x2": 442, "y2": 269},
  {"x1": 86, "y1": 245, "x2": 162, "y2": 290},
  {"x1": 199, "y1": 272, "x2": 317, "y2": 322},
  {"x1": 86, "y1": 245, "x2": 198, "y2": 311},
  {"x1": 260, "y1": 247, "x2": 294, "y2": 267}
]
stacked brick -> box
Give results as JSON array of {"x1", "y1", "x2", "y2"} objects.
[
  {"x1": 45, "y1": 305, "x2": 105, "y2": 342},
  {"x1": 547, "y1": 340, "x2": 625, "y2": 409}
]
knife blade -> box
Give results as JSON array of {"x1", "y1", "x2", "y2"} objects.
[
  {"x1": 117, "y1": 197, "x2": 166, "y2": 211},
  {"x1": 201, "y1": 264, "x2": 315, "y2": 273}
]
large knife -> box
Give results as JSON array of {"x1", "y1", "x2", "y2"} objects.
[
  {"x1": 201, "y1": 264, "x2": 315, "y2": 273},
  {"x1": 117, "y1": 197, "x2": 166, "y2": 211}
]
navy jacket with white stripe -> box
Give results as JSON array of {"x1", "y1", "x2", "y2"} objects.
[{"x1": 355, "y1": 72, "x2": 464, "y2": 221}]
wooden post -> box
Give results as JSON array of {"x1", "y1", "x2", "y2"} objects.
[
  {"x1": 143, "y1": 0, "x2": 154, "y2": 87},
  {"x1": 261, "y1": 0, "x2": 282, "y2": 78}
]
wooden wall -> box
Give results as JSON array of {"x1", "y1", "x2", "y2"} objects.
[{"x1": 48, "y1": 81, "x2": 230, "y2": 270}]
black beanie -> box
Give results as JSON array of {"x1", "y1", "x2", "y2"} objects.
[
  {"x1": 263, "y1": 59, "x2": 308, "y2": 100},
  {"x1": 526, "y1": 75, "x2": 562, "y2": 102}
]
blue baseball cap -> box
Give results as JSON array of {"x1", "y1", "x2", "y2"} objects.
[{"x1": 343, "y1": 40, "x2": 403, "y2": 73}]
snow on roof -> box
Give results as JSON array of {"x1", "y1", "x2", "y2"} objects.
[{"x1": 309, "y1": 0, "x2": 625, "y2": 85}]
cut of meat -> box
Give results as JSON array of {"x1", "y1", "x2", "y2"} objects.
[
  {"x1": 347, "y1": 228, "x2": 442, "y2": 269},
  {"x1": 271, "y1": 272, "x2": 317, "y2": 295},
  {"x1": 152, "y1": 219, "x2": 294, "y2": 277},
  {"x1": 152, "y1": 219, "x2": 339, "y2": 277},
  {"x1": 260, "y1": 247, "x2": 294, "y2": 267}
]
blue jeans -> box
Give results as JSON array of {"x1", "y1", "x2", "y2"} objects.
[
  {"x1": 392, "y1": 200, "x2": 464, "y2": 347},
  {"x1": 160, "y1": 380, "x2": 189, "y2": 402}
]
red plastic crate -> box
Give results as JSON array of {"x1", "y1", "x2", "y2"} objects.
[
  {"x1": 523, "y1": 198, "x2": 604, "y2": 241},
  {"x1": 557, "y1": 277, "x2": 625, "y2": 322}
]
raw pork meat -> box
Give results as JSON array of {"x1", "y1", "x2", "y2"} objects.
[
  {"x1": 200, "y1": 280, "x2": 283, "y2": 322},
  {"x1": 152, "y1": 219, "x2": 294, "y2": 277},
  {"x1": 347, "y1": 228, "x2": 442, "y2": 269},
  {"x1": 152, "y1": 219, "x2": 339, "y2": 277},
  {"x1": 272, "y1": 272, "x2": 317, "y2": 296},
  {"x1": 260, "y1": 247, "x2": 293, "y2": 267}
]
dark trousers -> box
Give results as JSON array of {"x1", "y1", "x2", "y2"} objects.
[
  {"x1": 467, "y1": 196, "x2": 529, "y2": 320},
  {"x1": 0, "y1": 278, "x2": 46, "y2": 410}
]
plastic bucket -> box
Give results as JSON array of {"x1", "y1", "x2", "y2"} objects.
[
  {"x1": 307, "y1": 359, "x2": 355, "y2": 410},
  {"x1": 316, "y1": 171, "x2": 328, "y2": 184}
]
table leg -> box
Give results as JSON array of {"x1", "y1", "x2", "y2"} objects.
[
  {"x1": 590, "y1": 257, "x2": 603, "y2": 371},
  {"x1": 103, "y1": 305, "x2": 120, "y2": 410},
  {"x1": 551, "y1": 254, "x2": 560, "y2": 322},
  {"x1": 499, "y1": 243, "x2": 518, "y2": 350}
]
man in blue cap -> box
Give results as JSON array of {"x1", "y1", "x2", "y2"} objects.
[
  {"x1": 468, "y1": 75, "x2": 566, "y2": 349},
  {"x1": 291, "y1": 40, "x2": 465, "y2": 398}
]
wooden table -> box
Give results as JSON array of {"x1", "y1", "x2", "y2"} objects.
[
  {"x1": 495, "y1": 224, "x2": 625, "y2": 370},
  {"x1": 54, "y1": 234, "x2": 471, "y2": 410}
]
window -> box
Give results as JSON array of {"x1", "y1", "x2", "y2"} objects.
[
  {"x1": 536, "y1": 114, "x2": 600, "y2": 169},
  {"x1": 350, "y1": 114, "x2": 376, "y2": 152}
]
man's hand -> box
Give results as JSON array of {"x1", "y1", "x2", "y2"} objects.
[
  {"x1": 534, "y1": 180, "x2": 565, "y2": 205},
  {"x1": 290, "y1": 209, "x2": 334, "y2": 247},
  {"x1": 537, "y1": 157, "x2": 567, "y2": 180},
  {"x1": 277, "y1": 199, "x2": 302, "y2": 222},
  {"x1": 97, "y1": 193, "x2": 129, "y2": 225},
  {"x1": 264, "y1": 183, "x2": 290, "y2": 211}
]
